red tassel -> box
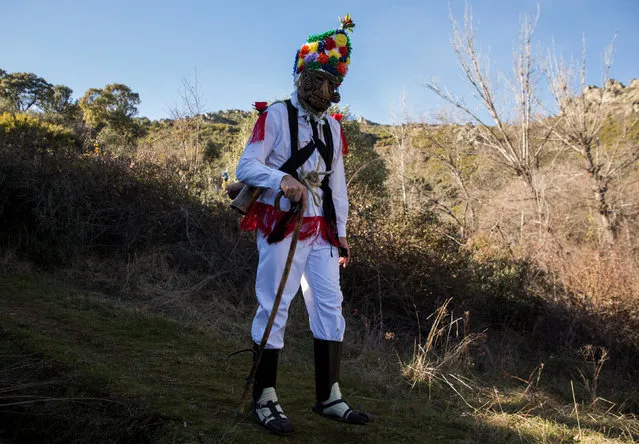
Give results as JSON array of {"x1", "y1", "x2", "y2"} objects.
[
  {"x1": 248, "y1": 111, "x2": 268, "y2": 144},
  {"x1": 340, "y1": 127, "x2": 349, "y2": 155},
  {"x1": 239, "y1": 204, "x2": 259, "y2": 231},
  {"x1": 239, "y1": 201, "x2": 339, "y2": 246}
]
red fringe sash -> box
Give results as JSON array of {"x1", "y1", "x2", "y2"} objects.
[{"x1": 240, "y1": 201, "x2": 339, "y2": 246}]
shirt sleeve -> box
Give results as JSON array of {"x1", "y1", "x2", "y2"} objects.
[
  {"x1": 236, "y1": 105, "x2": 289, "y2": 191},
  {"x1": 329, "y1": 120, "x2": 349, "y2": 238}
]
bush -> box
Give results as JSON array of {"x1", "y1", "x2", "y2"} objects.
[
  {"x1": 0, "y1": 112, "x2": 76, "y2": 154},
  {"x1": 0, "y1": 113, "x2": 241, "y2": 265}
]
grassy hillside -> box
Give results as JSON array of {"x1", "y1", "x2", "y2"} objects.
[
  {"x1": 0, "y1": 271, "x2": 468, "y2": 443},
  {"x1": 1, "y1": 269, "x2": 638, "y2": 443}
]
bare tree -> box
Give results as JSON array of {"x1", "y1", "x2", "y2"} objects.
[
  {"x1": 388, "y1": 90, "x2": 415, "y2": 215},
  {"x1": 169, "y1": 68, "x2": 206, "y2": 172},
  {"x1": 546, "y1": 38, "x2": 639, "y2": 245},
  {"x1": 426, "y1": 4, "x2": 555, "y2": 227}
]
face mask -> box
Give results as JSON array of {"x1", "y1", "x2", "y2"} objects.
[{"x1": 297, "y1": 71, "x2": 340, "y2": 113}]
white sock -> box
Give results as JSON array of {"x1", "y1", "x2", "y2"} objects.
[
  {"x1": 321, "y1": 382, "x2": 350, "y2": 418},
  {"x1": 257, "y1": 387, "x2": 277, "y2": 405},
  {"x1": 255, "y1": 387, "x2": 287, "y2": 423}
]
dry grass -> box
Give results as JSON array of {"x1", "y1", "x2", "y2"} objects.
[
  {"x1": 395, "y1": 298, "x2": 639, "y2": 442},
  {"x1": 60, "y1": 247, "x2": 256, "y2": 340},
  {"x1": 399, "y1": 299, "x2": 484, "y2": 404}
]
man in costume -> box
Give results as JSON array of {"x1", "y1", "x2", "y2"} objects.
[{"x1": 235, "y1": 14, "x2": 371, "y2": 436}]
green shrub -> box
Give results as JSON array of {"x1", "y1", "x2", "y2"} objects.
[{"x1": 0, "y1": 112, "x2": 76, "y2": 155}]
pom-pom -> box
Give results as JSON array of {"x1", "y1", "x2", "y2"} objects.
[
  {"x1": 334, "y1": 33, "x2": 348, "y2": 47},
  {"x1": 253, "y1": 102, "x2": 268, "y2": 114}
]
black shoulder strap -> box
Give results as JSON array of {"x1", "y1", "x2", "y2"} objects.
[
  {"x1": 278, "y1": 99, "x2": 315, "y2": 179},
  {"x1": 319, "y1": 120, "x2": 337, "y2": 239},
  {"x1": 319, "y1": 120, "x2": 333, "y2": 170},
  {"x1": 285, "y1": 99, "x2": 299, "y2": 154}
]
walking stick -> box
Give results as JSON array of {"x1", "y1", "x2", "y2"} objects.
[{"x1": 238, "y1": 195, "x2": 305, "y2": 414}]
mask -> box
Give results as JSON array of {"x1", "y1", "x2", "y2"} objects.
[{"x1": 297, "y1": 71, "x2": 341, "y2": 113}]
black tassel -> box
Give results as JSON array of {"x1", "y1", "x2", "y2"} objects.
[{"x1": 267, "y1": 201, "x2": 302, "y2": 244}]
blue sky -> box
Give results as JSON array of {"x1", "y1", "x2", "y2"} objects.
[{"x1": 2, "y1": 0, "x2": 638, "y2": 124}]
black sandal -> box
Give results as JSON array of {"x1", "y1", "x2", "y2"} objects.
[
  {"x1": 254, "y1": 400, "x2": 295, "y2": 435},
  {"x1": 312, "y1": 398, "x2": 373, "y2": 425}
]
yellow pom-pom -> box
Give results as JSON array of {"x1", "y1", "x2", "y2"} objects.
[
  {"x1": 328, "y1": 49, "x2": 340, "y2": 59},
  {"x1": 308, "y1": 42, "x2": 319, "y2": 52},
  {"x1": 334, "y1": 34, "x2": 347, "y2": 47}
]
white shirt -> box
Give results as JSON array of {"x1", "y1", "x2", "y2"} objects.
[{"x1": 236, "y1": 91, "x2": 348, "y2": 237}]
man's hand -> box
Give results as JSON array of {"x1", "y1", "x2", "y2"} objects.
[
  {"x1": 280, "y1": 175, "x2": 307, "y2": 207},
  {"x1": 338, "y1": 237, "x2": 350, "y2": 268}
]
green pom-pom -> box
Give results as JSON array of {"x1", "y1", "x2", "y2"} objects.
[{"x1": 308, "y1": 30, "x2": 336, "y2": 43}]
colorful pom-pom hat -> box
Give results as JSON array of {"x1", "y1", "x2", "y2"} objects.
[{"x1": 293, "y1": 14, "x2": 355, "y2": 85}]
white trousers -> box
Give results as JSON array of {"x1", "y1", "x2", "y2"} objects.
[{"x1": 251, "y1": 233, "x2": 346, "y2": 349}]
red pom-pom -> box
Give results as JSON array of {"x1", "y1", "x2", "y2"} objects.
[
  {"x1": 248, "y1": 111, "x2": 268, "y2": 144},
  {"x1": 339, "y1": 46, "x2": 348, "y2": 57},
  {"x1": 325, "y1": 37, "x2": 336, "y2": 50},
  {"x1": 337, "y1": 62, "x2": 347, "y2": 75},
  {"x1": 300, "y1": 45, "x2": 310, "y2": 57},
  {"x1": 253, "y1": 101, "x2": 268, "y2": 113},
  {"x1": 331, "y1": 113, "x2": 343, "y2": 122},
  {"x1": 318, "y1": 53, "x2": 329, "y2": 64}
]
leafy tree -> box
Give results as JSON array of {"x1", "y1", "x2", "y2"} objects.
[
  {"x1": 42, "y1": 84, "x2": 74, "y2": 114},
  {"x1": 0, "y1": 72, "x2": 54, "y2": 112},
  {"x1": 79, "y1": 83, "x2": 140, "y2": 134}
]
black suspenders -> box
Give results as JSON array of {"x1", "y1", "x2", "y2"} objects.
[
  {"x1": 278, "y1": 100, "x2": 334, "y2": 180},
  {"x1": 275, "y1": 100, "x2": 339, "y2": 241}
]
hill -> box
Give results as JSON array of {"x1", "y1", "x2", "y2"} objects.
[{"x1": 1, "y1": 71, "x2": 639, "y2": 442}]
